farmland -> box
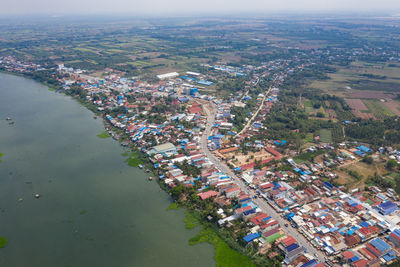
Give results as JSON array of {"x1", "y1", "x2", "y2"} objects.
[
  {"x1": 345, "y1": 98, "x2": 375, "y2": 119},
  {"x1": 310, "y1": 61, "x2": 400, "y2": 99},
  {"x1": 345, "y1": 98, "x2": 400, "y2": 120}
]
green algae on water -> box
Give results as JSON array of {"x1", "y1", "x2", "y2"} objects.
[
  {"x1": 0, "y1": 237, "x2": 8, "y2": 248},
  {"x1": 184, "y1": 212, "x2": 199, "y2": 230},
  {"x1": 125, "y1": 152, "x2": 142, "y2": 167},
  {"x1": 96, "y1": 131, "x2": 111, "y2": 139},
  {"x1": 189, "y1": 228, "x2": 255, "y2": 267},
  {"x1": 166, "y1": 202, "x2": 180, "y2": 211}
]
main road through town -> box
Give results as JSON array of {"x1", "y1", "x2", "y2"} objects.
[{"x1": 199, "y1": 100, "x2": 330, "y2": 265}]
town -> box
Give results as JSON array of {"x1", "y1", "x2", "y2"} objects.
[{"x1": 1, "y1": 17, "x2": 400, "y2": 267}]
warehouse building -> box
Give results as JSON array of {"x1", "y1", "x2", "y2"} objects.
[
  {"x1": 147, "y1": 142, "x2": 177, "y2": 156},
  {"x1": 156, "y1": 72, "x2": 179, "y2": 80}
]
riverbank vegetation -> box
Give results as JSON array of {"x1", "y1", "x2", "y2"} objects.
[
  {"x1": 96, "y1": 131, "x2": 111, "y2": 139},
  {"x1": 0, "y1": 237, "x2": 8, "y2": 248},
  {"x1": 125, "y1": 152, "x2": 143, "y2": 167},
  {"x1": 189, "y1": 227, "x2": 256, "y2": 267}
]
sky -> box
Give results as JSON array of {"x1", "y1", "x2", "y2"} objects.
[{"x1": 1, "y1": 0, "x2": 400, "y2": 16}]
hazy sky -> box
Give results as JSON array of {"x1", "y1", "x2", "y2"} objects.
[{"x1": 2, "y1": 0, "x2": 400, "y2": 15}]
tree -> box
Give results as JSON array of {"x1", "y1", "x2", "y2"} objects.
[
  {"x1": 362, "y1": 156, "x2": 373, "y2": 165},
  {"x1": 171, "y1": 184, "x2": 184, "y2": 199},
  {"x1": 386, "y1": 159, "x2": 398, "y2": 170}
]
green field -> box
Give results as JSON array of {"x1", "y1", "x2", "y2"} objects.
[
  {"x1": 303, "y1": 100, "x2": 314, "y2": 113},
  {"x1": 311, "y1": 61, "x2": 400, "y2": 97},
  {"x1": 363, "y1": 99, "x2": 395, "y2": 119},
  {"x1": 319, "y1": 129, "x2": 332, "y2": 143}
]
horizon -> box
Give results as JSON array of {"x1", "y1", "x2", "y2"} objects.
[{"x1": 1, "y1": 0, "x2": 400, "y2": 17}]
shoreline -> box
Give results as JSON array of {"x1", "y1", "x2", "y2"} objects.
[{"x1": 0, "y1": 71, "x2": 258, "y2": 267}]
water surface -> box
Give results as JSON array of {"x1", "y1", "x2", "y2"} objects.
[{"x1": 0, "y1": 73, "x2": 215, "y2": 267}]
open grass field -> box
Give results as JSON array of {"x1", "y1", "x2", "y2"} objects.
[
  {"x1": 336, "y1": 161, "x2": 387, "y2": 189},
  {"x1": 319, "y1": 129, "x2": 332, "y2": 143},
  {"x1": 303, "y1": 100, "x2": 314, "y2": 113},
  {"x1": 310, "y1": 61, "x2": 400, "y2": 98}
]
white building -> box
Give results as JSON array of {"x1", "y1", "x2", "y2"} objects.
[{"x1": 157, "y1": 72, "x2": 179, "y2": 80}]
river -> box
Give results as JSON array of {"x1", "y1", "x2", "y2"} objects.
[{"x1": 0, "y1": 73, "x2": 215, "y2": 267}]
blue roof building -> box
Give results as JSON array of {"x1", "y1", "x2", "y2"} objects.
[
  {"x1": 377, "y1": 201, "x2": 397, "y2": 215},
  {"x1": 300, "y1": 259, "x2": 318, "y2": 267},
  {"x1": 357, "y1": 145, "x2": 371, "y2": 153},
  {"x1": 243, "y1": 232, "x2": 261, "y2": 243},
  {"x1": 370, "y1": 238, "x2": 391, "y2": 255}
]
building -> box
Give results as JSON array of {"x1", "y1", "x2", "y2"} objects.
[
  {"x1": 389, "y1": 229, "x2": 400, "y2": 247},
  {"x1": 147, "y1": 142, "x2": 177, "y2": 156},
  {"x1": 157, "y1": 72, "x2": 179, "y2": 80},
  {"x1": 377, "y1": 201, "x2": 397, "y2": 215},
  {"x1": 283, "y1": 243, "x2": 305, "y2": 264},
  {"x1": 198, "y1": 190, "x2": 218, "y2": 200}
]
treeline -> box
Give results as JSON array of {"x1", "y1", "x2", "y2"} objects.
[
  {"x1": 24, "y1": 70, "x2": 64, "y2": 90},
  {"x1": 345, "y1": 117, "x2": 400, "y2": 146}
]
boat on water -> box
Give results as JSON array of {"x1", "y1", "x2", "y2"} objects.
[
  {"x1": 145, "y1": 169, "x2": 151, "y2": 173},
  {"x1": 138, "y1": 164, "x2": 144, "y2": 169},
  {"x1": 93, "y1": 115, "x2": 97, "y2": 119},
  {"x1": 6, "y1": 117, "x2": 12, "y2": 121},
  {"x1": 148, "y1": 176, "x2": 153, "y2": 181},
  {"x1": 8, "y1": 121, "x2": 15, "y2": 125}
]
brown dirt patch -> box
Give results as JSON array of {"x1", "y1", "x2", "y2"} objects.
[
  {"x1": 385, "y1": 100, "x2": 400, "y2": 116},
  {"x1": 345, "y1": 98, "x2": 375, "y2": 119}
]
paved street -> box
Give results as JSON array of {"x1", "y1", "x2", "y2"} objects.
[{"x1": 200, "y1": 101, "x2": 329, "y2": 265}]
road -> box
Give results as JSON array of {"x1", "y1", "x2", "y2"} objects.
[
  {"x1": 237, "y1": 82, "x2": 274, "y2": 136},
  {"x1": 200, "y1": 101, "x2": 328, "y2": 264}
]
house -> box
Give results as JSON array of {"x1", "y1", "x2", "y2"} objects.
[
  {"x1": 225, "y1": 186, "x2": 241, "y2": 198},
  {"x1": 377, "y1": 201, "x2": 397, "y2": 215},
  {"x1": 388, "y1": 229, "x2": 400, "y2": 247},
  {"x1": 281, "y1": 236, "x2": 297, "y2": 247},
  {"x1": 198, "y1": 190, "x2": 218, "y2": 200},
  {"x1": 283, "y1": 243, "x2": 305, "y2": 264},
  {"x1": 243, "y1": 232, "x2": 261, "y2": 243},
  {"x1": 234, "y1": 206, "x2": 254, "y2": 217}
]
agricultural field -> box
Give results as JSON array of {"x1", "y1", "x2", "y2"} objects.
[
  {"x1": 363, "y1": 99, "x2": 396, "y2": 120},
  {"x1": 345, "y1": 98, "x2": 375, "y2": 119},
  {"x1": 310, "y1": 61, "x2": 400, "y2": 98},
  {"x1": 384, "y1": 100, "x2": 400, "y2": 116},
  {"x1": 345, "y1": 98, "x2": 400, "y2": 119},
  {"x1": 302, "y1": 99, "x2": 336, "y2": 120}
]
